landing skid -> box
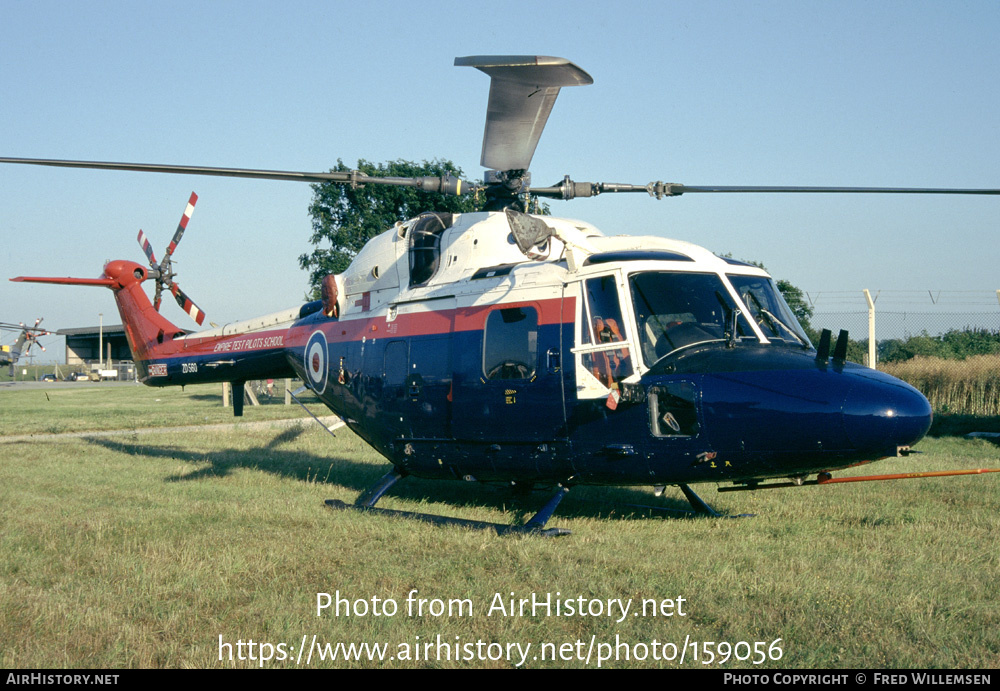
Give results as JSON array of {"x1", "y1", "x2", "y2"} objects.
[
  {"x1": 581, "y1": 483, "x2": 750, "y2": 518},
  {"x1": 677, "y1": 484, "x2": 755, "y2": 519},
  {"x1": 325, "y1": 468, "x2": 572, "y2": 537}
]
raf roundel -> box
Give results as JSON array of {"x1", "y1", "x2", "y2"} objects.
[{"x1": 304, "y1": 330, "x2": 328, "y2": 394}]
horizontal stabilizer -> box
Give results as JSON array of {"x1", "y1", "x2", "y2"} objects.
[{"x1": 11, "y1": 276, "x2": 116, "y2": 287}]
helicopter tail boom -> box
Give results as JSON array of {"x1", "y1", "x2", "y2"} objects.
[{"x1": 10, "y1": 259, "x2": 297, "y2": 388}]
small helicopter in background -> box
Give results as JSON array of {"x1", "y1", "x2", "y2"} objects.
[
  {"x1": 1, "y1": 318, "x2": 51, "y2": 377},
  {"x1": 5, "y1": 55, "x2": 999, "y2": 536}
]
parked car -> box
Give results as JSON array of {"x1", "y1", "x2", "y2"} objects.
[{"x1": 40, "y1": 374, "x2": 58, "y2": 382}]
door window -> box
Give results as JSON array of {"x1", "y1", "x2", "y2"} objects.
[
  {"x1": 648, "y1": 381, "x2": 700, "y2": 437},
  {"x1": 483, "y1": 307, "x2": 538, "y2": 380},
  {"x1": 580, "y1": 275, "x2": 633, "y2": 388}
]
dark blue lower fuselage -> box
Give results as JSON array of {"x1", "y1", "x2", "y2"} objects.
[{"x1": 286, "y1": 314, "x2": 932, "y2": 488}]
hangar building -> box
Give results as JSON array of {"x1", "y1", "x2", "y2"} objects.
[{"x1": 61, "y1": 324, "x2": 132, "y2": 365}]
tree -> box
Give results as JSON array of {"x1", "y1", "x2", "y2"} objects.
[
  {"x1": 878, "y1": 327, "x2": 1000, "y2": 363},
  {"x1": 300, "y1": 159, "x2": 484, "y2": 297}
]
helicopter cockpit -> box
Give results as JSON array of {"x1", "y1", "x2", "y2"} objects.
[
  {"x1": 630, "y1": 271, "x2": 753, "y2": 366},
  {"x1": 580, "y1": 268, "x2": 813, "y2": 383}
]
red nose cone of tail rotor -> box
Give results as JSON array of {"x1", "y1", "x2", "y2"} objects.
[{"x1": 101, "y1": 260, "x2": 148, "y2": 288}]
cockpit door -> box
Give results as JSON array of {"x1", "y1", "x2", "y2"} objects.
[{"x1": 571, "y1": 272, "x2": 637, "y2": 399}]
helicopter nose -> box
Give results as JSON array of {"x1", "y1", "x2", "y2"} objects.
[{"x1": 842, "y1": 370, "x2": 932, "y2": 455}]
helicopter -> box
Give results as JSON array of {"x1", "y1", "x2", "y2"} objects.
[
  {"x1": 1, "y1": 318, "x2": 51, "y2": 376},
  {"x1": 5, "y1": 55, "x2": 1000, "y2": 536}
]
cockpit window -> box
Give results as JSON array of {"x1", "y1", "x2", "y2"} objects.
[
  {"x1": 629, "y1": 272, "x2": 755, "y2": 366},
  {"x1": 727, "y1": 275, "x2": 811, "y2": 348}
]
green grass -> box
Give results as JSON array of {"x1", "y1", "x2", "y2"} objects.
[
  {"x1": 1, "y1": 385, "x2": 999, "y2": 668},
  {"x1": 0, "y1": 383, "x2": 317, "y2": 435}
]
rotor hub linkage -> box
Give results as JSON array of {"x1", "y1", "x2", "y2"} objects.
[
  {"x1": 533, "y1": 176, "x2": 686, "y2": 201},
  {"x1": 483, "y1": 169, "x2": 531, "y2": 211}
]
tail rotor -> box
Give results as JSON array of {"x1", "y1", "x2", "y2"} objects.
[{"x1": 135, "y1": 192, "x2": 206, "y2": 325}]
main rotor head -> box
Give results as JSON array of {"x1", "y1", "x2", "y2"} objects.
[{"x1": 454, "y1": 55, "x2": 592, "y2": 209}]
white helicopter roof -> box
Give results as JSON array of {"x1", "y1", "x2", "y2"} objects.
[{"x1": 338, "y1": 210, "x2": 769, "y2": 307}]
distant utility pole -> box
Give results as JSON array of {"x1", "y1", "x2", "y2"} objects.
[{"x1": 863, "y1": 289, "x2": 876, "y2": 369}]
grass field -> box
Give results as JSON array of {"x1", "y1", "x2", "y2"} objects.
[
  {"x1": 0, "y1": 381, "x2": 315, "y2": 435},
  {"x1": 1, "y1": 383, "x2": 998, "y2": 669}
]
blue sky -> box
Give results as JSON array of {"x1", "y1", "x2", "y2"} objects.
[{"x1": 2, "y1": 1, "x2": 998, "y2": 355}]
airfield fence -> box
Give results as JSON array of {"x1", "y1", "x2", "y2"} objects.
[{"x1": 808, "y1": 290, "x2": 1000, "y2": 416}]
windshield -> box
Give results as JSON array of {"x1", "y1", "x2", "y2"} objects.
[
  {"x1": 629, "y1": 272, "x2": 756, "y2": 367},
  {"x1": 728, "y1": 275, "x2": 811, "y2": 347}
]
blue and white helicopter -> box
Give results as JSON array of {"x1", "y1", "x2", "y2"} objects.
[{"x1": 6, "y1": 56, "x2": 999, "y2": 535}]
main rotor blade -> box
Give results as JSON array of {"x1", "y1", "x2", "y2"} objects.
[
  {"x1": 533, "y1": 179, "x2": 1000, "y2": 200},
  {"x1": 0, "y1": 323, "x2": 51, "y2": 337},
  {"x1": 6, "y1": 157, "x2": 994, "y2": 202},
  {"x1": 0, "y1": 157, "x2": 474, "y2": 195},
  {"x1": 669, "y1": 184, "x2": 1000, "y2": 195},
  {"x1": 456, "y1": 55, "x2": 593, "y2": 172}
]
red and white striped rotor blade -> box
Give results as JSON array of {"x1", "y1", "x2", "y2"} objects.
[
  {"x1": 169, "y1": 282, "x2": 206, "y2": 325},
  {"x1": 166, "y1": 192, "x2": 198, "y2": 257},
  {"x1": 137, "y1": 229, "x2": 158, "y2": 265}
]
